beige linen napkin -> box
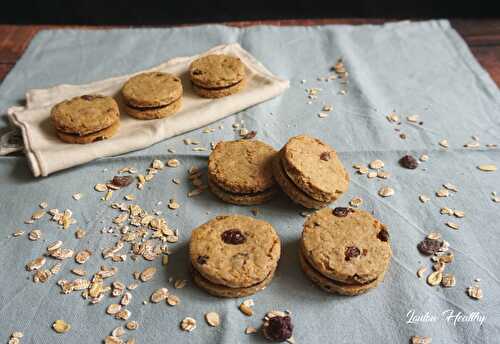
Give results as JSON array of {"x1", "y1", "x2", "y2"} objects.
[{"x1": 7, "y1": 43, "x2": 289, "y2": 177}]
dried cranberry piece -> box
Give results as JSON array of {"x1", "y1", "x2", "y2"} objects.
[
  {"x1": 197, "y1": 255, "x2": 208, "y2": 265},
  {"x1": 111, "y1": 175, "x2": 133, "y2": 187},
  {"x1": 417, "y1": 238, "x2": 443, "y2": 255},
  {"x1": 377, "y1": 228, "x2": 390, "y2": 242},
  {"x1": 345, "y1": 246, "x2": 361, "y2": 261},
  {"x1": 241, "y1": 130, "x2": 257, "y2": 140},
  {"x1": 332, "y1": 207, "x2": 352, "y2": 217},
  {"x1": 320, "y1": 151, "x2": 331, "y2": 161},
  {"x1": 399, "y1": 155, "x2": 418, "y2": 169},
  {"x1": 263, "y1": 315, "x2": 293, "y2": 342},
  {"x1": 221, "y1": 229, "x2": 246, "y2": 245}
]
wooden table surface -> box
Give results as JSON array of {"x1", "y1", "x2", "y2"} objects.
[{"x1": 0, "y1": 19, "x2": 499, "y2": 86}]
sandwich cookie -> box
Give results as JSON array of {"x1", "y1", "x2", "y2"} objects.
[
  {"x1": 121, "y1": 72, "x2": 183, "y2": 120},
  {"x1": 189, "y1": 54, "x2": 246, "y2": 98},
  {"x1": 50, "y1": 94, "x2": 120, "y2": 144},
  {"x1": 300, "y1": 207, "x2": 392, "y2": 295},
  {"x1": 189, "y1": 215, "x2": 281, "y2": 297},
  {"x1": 208, "y1": 140, "x2": 278, "y2": 205}
]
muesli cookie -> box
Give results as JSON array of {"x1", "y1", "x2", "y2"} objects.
[
  {"x1": 192, "y1": 266, "x2": 274, "y2": 298},
  {"x1": 281, "y1": 135, "x2": 349, "y2": 202},
  {"x1": 189, "y1": 54, "x2": 246, "y2": 98},
  {"x1": 56, "y1": 121, "x2": 120, "y2": 144},
  {"x1": 51, "y1": 95, "x2": 119, "y2": 136},
  {"x1": 208, "y1": 140, "x2": 277, "y2": 204},
  {"x1": 189, "y1": 215, "x2": 281, "y2": 289},
  {"x1": 121, "y1": 72, "x2": 183, "y2": 108},
  {"x1": 272, "y1": 152, "x2": 328, "y2": 209},
  {"x1": 299, "y1": 249, "x2": 386, "y2": 296},
  {"x1": 301, "y1": 207, "x2": 392, "y2": 284}
]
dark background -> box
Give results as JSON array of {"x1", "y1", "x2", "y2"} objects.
[{"x1": 1, "y1": 0, "x2": 499, "y2": 25}]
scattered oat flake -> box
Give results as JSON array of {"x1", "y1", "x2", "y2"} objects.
[
  {"x1": 126, "y1": 321, "x2": 139, "y2": 331},
  {"x1": 72, "y1": 193, "x2": 83, "y2": 200},
  {"x1": 166, "y1": 294, "x2": 180, "y2": 306},
  {"x1": 349, "y1": 197, "x2": 363, "y2": 208},
  {"x1": 443, "y1": 183, "x2": 458, "y2": 192},
  {"x1": 419, "y1": 195, "x2": 430, "y2": 203},
  {"x1": 140, "y1": 267, "x2": 156, "y2": 282},
  {"x1": 107, "y1": 304, "x2": 122, "y2": 315},
  {"x1": 438, "y1": 139, "x2": 449, "y2": 148},
  {"x1": 367, "y1": 171, "x2": 377, "y2": 179},
  {"x1": 180, "y1": 317, "x2": 196, "y2": 332},
  {"x1": 446, "y1": 222, "x2": 459, "y2": 230},
  {"x1": 239, "y1": 302, "x2": 254, "y2": 316},
  {"x1": 39, "y1": 201, "x2": 48, "y2": 209},
  {"x1": 150, "y1": 288, "x2": 169, "y2": 303},
  {"x1": 31, "y1": 210, "x2": 45, "y2": 220},
  {"x1": 436, "y1": 189, "x2": 450, "y2": 197},
  {"x1": 369, "y1": 159, "x2": 384, "y2": 169},
  {"x1": 410, "y1": 336, "x2": 432, "y2": 344},
  {"x1": 419, "y1": 154, "x2": 429, "y2": 161},
  {"x1": 378, "y1": 186, "x2": 394, "y2": 197},
  {"x1": 168, "y1": 199, "x2": 180, "y2": 210},
  {"x1": 12, "y1": 229, "x2": 24, "y2": 237},
  {"x1": 167, "y1": 159, "x2": 180, "y2": 167},
  {"x1": 52, "y1": 320, "x2": 71, "y2": 333},
  {"x1": 407, "y1": 115, "x2": 419, "y2": 123},
  {"x1": 453, "y1": 210, "x2": 465, "y2": 218},
  {"x1": 174, "y1": 279, "x2": 187, "y2": 289},
  {"x1": 467, "y1": 285, "x2": 483, "y2": 300},
  {"x1": 75, "y1": 228, "x2": 86, "y2": 239},
  {"x1": 28, "y1": 229, "x2": 42, "y2": 241},
  {"x1": 427, "y1": 271, "x2": 443, "y2": 286},
  {"x1": 95, "y1": 184, "x2": 108, "y2": 192},
  {"x1": 245, "y1": 327, "x2": 258, "y2": 335},
  {"x1": 477, "y1": 164, "x2": 497, "y2": 172},
  {"x1": 441, "y1": 274, "x2": 456, "y2": 288},
  {"x1": 205, "y1": 312, "x2": 220, "y2": 327},
  {"x1": 416, "y1": 266, "x2": 427, "y2": 278}
]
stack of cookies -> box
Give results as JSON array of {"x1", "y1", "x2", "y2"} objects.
[
  {"x1": 189, "y1": 215, "x2": 281, "y2": 297},
  {"x1": 121, "y1": 72, "x2": 183, "y2": 120},
  {"x1": 189, "y1": 54, "x2": 246, "y2": 98},
  {"x1": 50, "y1": 95, "x2": 120, "y2": 144},
  {"x1": 273, "y1": 135, "x2": 350, "y2": 208},
  {"x1": 208, "y1": 140, "x2": 278, "y2": 205},
  {"x1": 299, "y1": 207, "x2": 392, "y2": 295}
]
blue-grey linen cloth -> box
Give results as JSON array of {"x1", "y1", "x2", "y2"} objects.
[{"x1": 0, "y1": 20, "x2": 499, "y2": 343}]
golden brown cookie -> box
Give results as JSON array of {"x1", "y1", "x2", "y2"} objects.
[
  {"x1": 299, "y1": 249, "x2": 386, "y2": 296},
  {"x1": 192, "y1": 78, "x2": 246, "y2": 99},
  {"x1": 192, "y1": 266, "x2": 275, "y2": 298},
  {"x1": 272, "y1": 153, "x2": 328, "y2": 209},
  {"x1": 301, "y1": 207, "x2": 392, "y2": 284},
  {"x1": 55, "y1": 120, "x2": 120, "y2": 144},
  {"x1": 124, "y1": 97, "x2": 182, "y2": 120},
  {"x1": 281, "y1": 135, "x2": 350, "y2": 202},
  {"x1": 50, "y1": 95, "x2": 119, "y2": 135},
  {"x1": 208, "y1": 140, "x2": 277, "y2": 194},
  {"x1": 189, "y1": 54, "x2": 245, "y2": 89},
  {"x1": 189, "y1": 215, "x2": 281, "y2": 288},
  {"x1": 121, "y1": 72, "x2": 183, "y2": 108},
  {"x1": 208, "y1": 177, "x2": 277, "y2": 205}
]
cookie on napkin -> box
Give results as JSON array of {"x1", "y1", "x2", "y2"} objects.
[
  {"x1": 189, "y1": 54, "x2": 246, "y2": 98},
  {"x1": 121, "y1": 72, "x2": 183, "y2": 120},
  {"x1": 50, "y1": 94, "x2": 120, "y2": 144}
]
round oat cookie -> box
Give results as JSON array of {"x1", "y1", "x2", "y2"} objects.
[
  {"x1": 301, "y1": 207, "x2": 392, "y2": 284},
  {"x1": 272, "y1": 153, "x2": 328, "y2": 209},
  {"x1": 208, "y1": 178, "x2": 277, "y2": 205},
  {"x1": 50, "y1": 95, "x2": 119, "y2": 136},
  {"x1": 124, "y1": 97, "x2": 182, "y2": 120},
  {"x1": 192, "y1": 265, "x2": 275, "y2": 298},
  {"x1": 121, "y1": 72, "x2": 183, "y2": 108},
  {"x1": 189, "y1": 215, "x2": 281, "y2": 288},
  {"x1": 208, "y1": 140, "x2": 277, "y2": 194},
  {"x1": 299, "y1": 250, "x2": 386, "y2": 296},
  {"x1": 56, "y1": 120, "x2": 120, "y2": 144},
  {"x1": 192, "y1": 78, "x2": 246, "y2": 98},
  {"x1": 281, "y1": 135, "x2": 350, "y2": 202},
  {"x1": 189, "y1": 54, "x2": 245, "y2": 89}
]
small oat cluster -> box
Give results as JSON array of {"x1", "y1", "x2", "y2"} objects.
[{"x1": 417, "y1": 232, "x2": 455, "y2": 288}]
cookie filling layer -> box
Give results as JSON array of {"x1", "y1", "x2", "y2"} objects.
[
  {"x1": 192, "y1": 79, "x2": 244, "y2": 90},
  {"x1": 208, "y1": 174, "x2": 275, "y2": 197},
  {"x1": 124, "y1": 96, "x2": 181, "y2": 110}
]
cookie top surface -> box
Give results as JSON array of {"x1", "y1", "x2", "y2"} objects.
[
  {"x1": 50, "y1": 95, "x2": 119, "y2": 135},
  {"x1": 189, "y1": 54, "x2": 245, "y2": 88},
  {"x1": 282, "y1": 135, "x2": 350, "y2": 202},
  {"x1": 189, "y1": 215, "x2": 281, "y2": 288},
  {"x1": 208, "y1": 140, "x2": 277, "y2": 194},
  {"x1": 301, "y1": 207, "x2": 392, "y2": 284},
  {"x1": 121, "y1": 72, "x2": 183, "y2": 108}
]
